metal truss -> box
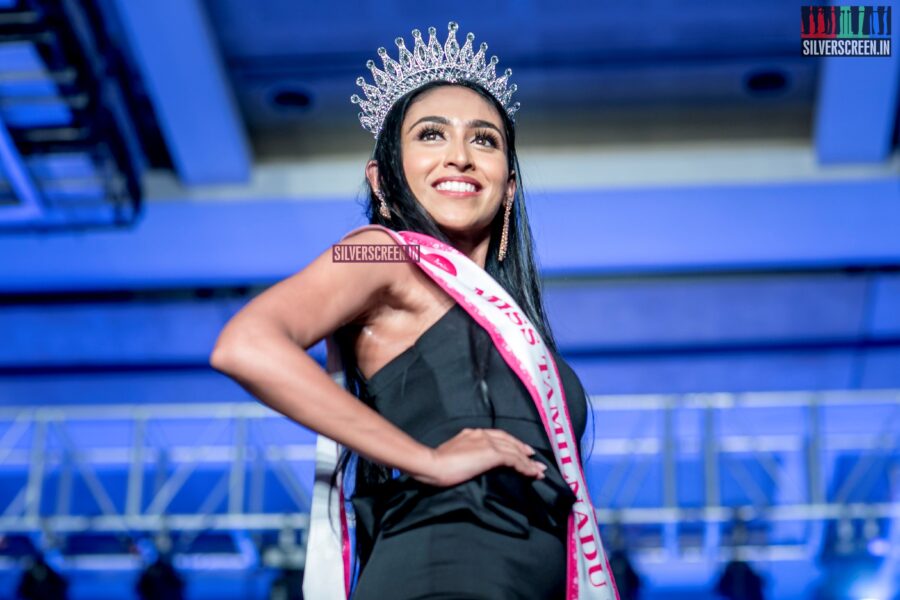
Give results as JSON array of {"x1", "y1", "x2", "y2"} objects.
[
  {"x1": 0, "y1": 389, "x2": 897, "y2": 565},
  {"x1": 0, "y1": 403, "x2": 311, "y2": 540},
  {"x1": 586, "y1": 388, "x2": 900, "y2": 564}
]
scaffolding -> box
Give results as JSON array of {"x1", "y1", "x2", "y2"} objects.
[{"x1": 0, "y1": 388, "x2": 896, "y2": 568}]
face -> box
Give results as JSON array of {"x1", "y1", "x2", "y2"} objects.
[{"x1": 393, "y1": 85, "x2": 515, "y2": 237}]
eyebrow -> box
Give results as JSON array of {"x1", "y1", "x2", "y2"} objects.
[{"x1": 406, "y1": 115, "x2": 503, "y2": 136}]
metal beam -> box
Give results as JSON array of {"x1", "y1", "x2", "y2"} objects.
[
  {"x1": 0, "y1": 112, "x2": 43, "y2": 222},
  {"x1": 0, "y1": 176, "x2": 899, "y2": 292},
  {"x1": 108, "y1": 0, "x2": 251, "y2": 184},
  {"x1": 813, "y1": 0, "x2": 899, "y2": 163},
  {"x1": 0, "y1": 391, "x2": 894, "y2": 570}
]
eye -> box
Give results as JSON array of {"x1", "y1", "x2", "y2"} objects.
[
  {"x1": 417, "y1": 125, "x2": 445, "y2": 141},
  {"x1": 473, "y1": 128, "x2": 500, "y2": 148}
]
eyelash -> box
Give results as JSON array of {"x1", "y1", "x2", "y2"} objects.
[{"x1": 417, "y1": 125, "x2": 500, "y2": 148}]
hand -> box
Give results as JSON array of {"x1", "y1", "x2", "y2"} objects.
[{"x1": 412, "y1": 428, "x2": 548, "y2": 487}]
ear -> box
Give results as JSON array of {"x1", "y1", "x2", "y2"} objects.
[
  {"x1": 365, "y1": 160, "x2": 380, "y2": 192},
  {"x1": 505, "y1": 169, "x2": 517, "y2": 203}
]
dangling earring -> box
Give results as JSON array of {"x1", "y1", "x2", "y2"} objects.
[
  {"x1": 497, "y1": 196, "x2": 513, "y2": 262},
  {"x1": 376, "y1": 189, "x2": 390, "y2": 220}
]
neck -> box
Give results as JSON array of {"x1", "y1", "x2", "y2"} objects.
[{"x1": 443, "y1": 229, "x2": 490, "y2": 269}]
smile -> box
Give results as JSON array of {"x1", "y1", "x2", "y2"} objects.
[
  {"x1": 435, "y1": 181, "x2": 477, "y2": 193},
  {"x1": 432, "y1": 179, "x2": 481, "y2": 196}
]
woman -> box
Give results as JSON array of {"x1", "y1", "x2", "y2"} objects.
[{"x1": 210, "y1": 22, "x2": 618, "y2": 600}]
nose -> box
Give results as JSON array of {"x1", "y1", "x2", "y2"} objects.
[{"x1": 443, "y1": 131, "x2": 473, "y2": 171}]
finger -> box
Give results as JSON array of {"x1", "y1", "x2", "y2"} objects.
[
  {"x1": 499, "y1": 447, "x2": 547, "y2": 477},
  {"x1": 483, "y1": 429, "x2": 535, "y2": 456},
  {"x1": 522, "y1": 458, "x2": 548, "y2": 478},
  {"x1": 484, "y1": 438, "x2": 525, "y2": 460},
  {"x1": 485, "y1": 429, "x2": 533, "y2": 453},
  {"x1": 467, "y1": 428, "x2": 529, "y2": 453},
  {"x1": 488, "y1": 439, "x2": 541, "y2": 470}
]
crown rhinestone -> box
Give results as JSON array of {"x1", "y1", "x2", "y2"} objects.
[
  {"x1": 351, "y1": 21, "x2": 520, "y2": 138},
  {"x1": 427, "y1": 29, "x2": 442, "y2": 61}
]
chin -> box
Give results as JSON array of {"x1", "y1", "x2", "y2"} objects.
[
  {"x1": 432, "y1": 218, "x2": 472, "y2": 234},
  {"x1": 423, "y1": 207, "x2": 471, "y2": 227},
  {"x1": 434, "y1": 217, "x2": 494, "y2": 238}
]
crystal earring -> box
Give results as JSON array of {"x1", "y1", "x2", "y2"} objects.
[
  {"x1": 498, "y1": 197, "x2": 513, "y2": 262},
  {"x1": 376, "y1": 189, "x2": 390, "y2": 219}
]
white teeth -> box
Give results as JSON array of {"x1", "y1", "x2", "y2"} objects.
[{"x1": 435, "y1": 181, "x2": 477, "y2": 193}]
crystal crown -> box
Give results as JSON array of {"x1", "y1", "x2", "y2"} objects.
[{"x1": 351, "y1": 21, "x2": 520, "y2": 139}]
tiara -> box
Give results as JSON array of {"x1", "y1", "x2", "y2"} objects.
[{"x1": 351, "y1": 21, "x2": 520, "y2": 139}]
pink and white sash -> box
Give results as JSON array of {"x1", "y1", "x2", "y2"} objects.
[{"x1": 304, "y1": 225, "x2": 620, "y2": 600}]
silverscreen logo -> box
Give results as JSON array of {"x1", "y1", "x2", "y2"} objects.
[
  {"x1": 801, "y1": 5, "x2": 892, "y2": 56},
  {"x1": 332, "y1": 243, "x2": 420, "y2": 263}
]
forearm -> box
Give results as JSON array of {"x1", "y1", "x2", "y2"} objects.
[{"x1": 210, "y1": 331, "x2": 435, "y2": 480}]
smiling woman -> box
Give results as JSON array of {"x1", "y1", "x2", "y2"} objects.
[
  {"x1": 210, "y1": 21, "x2": 618, "y2": 600},
  {"x1": 368, "y1": 84, "x2": 517, "y2": 272}
]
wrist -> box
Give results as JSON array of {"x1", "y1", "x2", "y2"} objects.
[{"x1": 407, "y1": 444, "x2": 438, "y2": 483}]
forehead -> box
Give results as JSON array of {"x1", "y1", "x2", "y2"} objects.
[{"x1": 403, "y1": 85, "x2": 504, "y2": 128}]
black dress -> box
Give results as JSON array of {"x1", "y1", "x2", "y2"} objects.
[{"x1": 349, "y1": 303, "x2": 589, "y2": 600}]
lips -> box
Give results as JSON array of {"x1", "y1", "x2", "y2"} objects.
[{"x1": 432, "y1": 176, "x2": 482, "y2": 196}]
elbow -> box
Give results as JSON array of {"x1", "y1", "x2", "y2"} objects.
[
  {"x1": 209, "y1": 328, "x2": 250, "y2": 372},
  {"x1": 209, "y1": 341, "x2": 237, "y2": 372},
  {"x1": 209, "y1": 323, "x2": 281, "y2": 372}
]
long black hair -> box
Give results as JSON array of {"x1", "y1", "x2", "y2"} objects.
[
  {"x1": 326, "y1": 79, "x2": 588, "y2": 580},
  {"x1": 360, "y1": 78, "x2": 554, "y2": 348}
]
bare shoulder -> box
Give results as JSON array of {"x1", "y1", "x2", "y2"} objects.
[
  {"x1": 340, "y1": 229, "x2": 457, "y2": 379},
  {"x1": 214, "y1": 227, "x2": 416, "y2": 353},
  {"x1": 336, "y1": 226, "x2": 400, "y2": 245},
  {"x1": 333, "y1": 227, "x2": 418, "y2": 310}
]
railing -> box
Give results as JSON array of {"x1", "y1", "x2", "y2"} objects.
[{"x1": 0, "y1": 388, "x2": 896, "y2": 564}]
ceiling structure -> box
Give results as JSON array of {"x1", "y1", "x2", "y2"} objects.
[
  {"x1": 205, "y1": 0, "x2": 820, "y2": 157},
  {"x1": 0, "y1": 0, "x2": 897, "y2": 226},
  {"x1": 0, "y1": 0, "x2": 143, "y2": 231}
]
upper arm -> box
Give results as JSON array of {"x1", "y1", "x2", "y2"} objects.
[{"x1": 213, "y1": 228, "x2": 408, "y2": 354}]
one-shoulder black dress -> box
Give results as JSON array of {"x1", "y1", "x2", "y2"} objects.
[{"x1": 349, "y1": 303, "x2": 589, "y2": 600}]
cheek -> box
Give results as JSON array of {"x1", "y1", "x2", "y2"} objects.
[
  {"x1": 402, "y1": 153, "x2": 437, "y2": 188},
  {"x1": 483, "y1": 156, "x2": 510, "y2": 188}
]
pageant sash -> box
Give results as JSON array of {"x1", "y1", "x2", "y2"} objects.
[
  {"x1": 305, "y1": 224, "x2": 620, "y2": 600},
  {"x1": 302, "y1": 426, "x2": 347, "y2": 600},
  {"x1": 303, "y1": 344, "x2": 351, "y2": 600}
]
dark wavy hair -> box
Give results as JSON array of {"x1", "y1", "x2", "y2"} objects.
[{"x1": 327, "y1": 79, "x2": 593, "y2": 584}]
